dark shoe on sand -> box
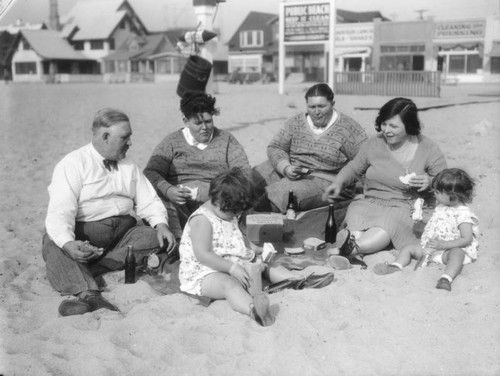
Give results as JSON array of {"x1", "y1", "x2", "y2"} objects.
[
  {"x1": 83, "y1": 291, "x2": 120, "y2": 312},
  {"x1": 373, "y1": 263, "x2": 401, "y2": 275},
  {"x1": 436, "y1": 278, "x2": 451, "y2": 291},
  {"x1": 336, "y1": 229, "x2": 367, "y2": 269},
  {"x1": 58, "y1": 299, "x2": 92, "y2": 316}
]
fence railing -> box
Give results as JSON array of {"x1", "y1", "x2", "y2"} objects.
[{"x1": 334, "y1": 71, "x2": 441, "y2": 97}]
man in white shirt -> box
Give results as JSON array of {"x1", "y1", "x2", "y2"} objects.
[{"x1": 43, "y1": 108, "x2": 176, "y2": 316}]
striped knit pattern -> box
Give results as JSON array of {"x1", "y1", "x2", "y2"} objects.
[
  {"x1": 144, "y1": 127, "x2": 251, "y2": 199},
  {"x1": 267, "y1": 112, "x2": 368, "y2": 174}
]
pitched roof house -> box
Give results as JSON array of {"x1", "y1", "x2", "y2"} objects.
[{"x1": 11, "y1": 29, "x2": 99, "y2": 82}]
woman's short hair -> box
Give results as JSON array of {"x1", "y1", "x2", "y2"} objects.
[
  {"x1": 432, "y1": 168, "x2": 475, "y2": 204},
  {"x1": 180, "y1": 90, "x2": 220, "y2": 120},
  {"x1": 375, "y1": 97, "x2": 421, "y2": 135},
  {"x1": 209, "y1": 168, "x2": 255, "y2": 213},
  {"x1": 92, "y1": 108, "x2": 129, "y2": 131},
  {"x1": 304, "y1": 83, "x2": 334, "y2": 102}
]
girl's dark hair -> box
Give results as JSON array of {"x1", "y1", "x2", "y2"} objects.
[
  {"x1": 375, "y1": 97, "x2": 421, "y2": 135},
  {"x1": 180, "y1": 90, "x2": 220, "y2": 120},
  {"x1": 432, "y1": 168, "x2": 475, "y2": 204},
  {"x1": 209, "y1": 168, "x2": 255, "y2": 213},
  {"x1": 304, "y1": 83, "x2": 334, "y2": 102}
]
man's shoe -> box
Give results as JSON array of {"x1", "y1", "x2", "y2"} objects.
[
  {"x1": 83, "y1": 291, "x2": 120, "y2": 312},
  {"x1": 58, "y1": 299, "x2": 92, "y2": 316}
]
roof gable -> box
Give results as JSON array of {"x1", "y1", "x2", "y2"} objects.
[
  {"x1": 61, "y1": 0, "x2": 148, "y2": 41},
  {"x1": 227, "y1": 11, "x2": 276, "y2": 48},
  {"x1": 19, "y1": 30, "x2": 91, "y2": 60}
]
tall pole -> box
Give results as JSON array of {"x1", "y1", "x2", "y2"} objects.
[
  {"x1": 328, "y1": 0, "x2": 336, "y2": 90},
  {"x1": 192, "y1": 0, "x2": 220, "y2": 94},
  {"x1": 279, "y1": 2, "x2": 285, "y2": 95}
]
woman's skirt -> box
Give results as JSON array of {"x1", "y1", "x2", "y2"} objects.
[{"x1": 345, "y1": 196, "x2": 419, "y2": 250}]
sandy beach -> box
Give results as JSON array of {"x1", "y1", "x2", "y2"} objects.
[{"x1": 1, "y1": 80, "x2": 499, "y2": 375}]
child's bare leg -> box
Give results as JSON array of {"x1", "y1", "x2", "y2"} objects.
[
  {"x1": 201, "y1": 272, "x2": 275, "y2": 326},
  {"x1": 436, "y1": 248, "x2": 465, "y2": 291},
  {"x1": 373, "y1": 244, "x2": 420, "y2": 275},
  {"x1": 201, "y1": 272, "x2": 253, "y2": 314}
]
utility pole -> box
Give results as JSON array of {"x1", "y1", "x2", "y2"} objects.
[{"x1": 414, "y1": 9, "x2": 428, "y2": 20}]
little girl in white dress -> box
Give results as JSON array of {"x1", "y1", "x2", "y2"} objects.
[
  {"x1": 179, "y1": 168, "x2": 334, "y2": 326},
  {"x1": 374, "y1": 168, "x2": 479, "y2": 291}
]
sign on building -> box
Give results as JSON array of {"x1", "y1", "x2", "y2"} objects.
[{"x1": 434, "y1": 20, "x2": 486, "y2": 39}]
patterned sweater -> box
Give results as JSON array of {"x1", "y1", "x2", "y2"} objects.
[
  {"x1": 267, "y1": 111, "x2": 368, "y2": 178},
  {"x1": 144, "y1": 128, "x2": 251, "y2": 199}
]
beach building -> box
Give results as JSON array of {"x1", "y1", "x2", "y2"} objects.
[{"x1": 227, "y1": 8, "x2": 500, "y2": 84}]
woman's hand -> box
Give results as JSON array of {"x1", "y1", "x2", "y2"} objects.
[
  {"x1": 166, "y1": 186, "x2": 192, "y2": 205},
  {"x1": 409, "y1": 174, "x2": 432, "y2": 192},
  {"x1": 283, "y1": 165, "x2": 304, "y2": 181},
  {"x1": 229, "y1": 263, "x2": 251, "y2": 290},
  {"x1": 323, "y1": 181, "x2": 343, "y2": 202}
]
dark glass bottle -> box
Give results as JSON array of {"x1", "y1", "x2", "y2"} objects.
[
  {"x1": 124, "y1": 245, "x2": 136, "y2": 284},
  {"x1": 325, "y1": 203, "x2": 337, "y2": 243},
  {"x1": 286, "y1": 190, "x2": 296, "y2": 219}
]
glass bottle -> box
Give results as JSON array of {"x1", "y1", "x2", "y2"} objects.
[
  {"x1": 324, "y1": 203, "x2": 336, "y2": 244},
  {"x1": 124, "y1": 245, "x2": 136, "y2": 284},
  {"x1": 286, "y1": 190, "x2": 296, "y2": 220}
]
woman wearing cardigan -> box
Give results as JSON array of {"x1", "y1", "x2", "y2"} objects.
[{"x1": 324, "y1": 97, "x2": 447, "y2": 267}]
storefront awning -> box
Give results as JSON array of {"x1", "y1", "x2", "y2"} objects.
[
  {"x1": 488, "y1": 44, "x2": 500, "y2": 57},
  {"x1": 335, "y1": 47, "x2": 371, "y2": 57}
]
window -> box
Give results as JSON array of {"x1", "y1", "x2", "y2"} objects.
[
  {"x1": 22, "y1": 39, "x2": 32, "y2": 50},
  {"x1": 73, "y1": 41, "x2": 84, "y2": 50},
  {"x1": 90, "y1": 40, "x2": 104, "y2": 50},
  {"x1": 439, "y1": 44, "x2": 483, "y2": 74},
  {"x1": 15, "y1": 62, "x2": 37, "y2": 74},
  {"x1": 239, "y1": 30, "x2": 263, "y2": 48},
  {"x1": 108, "y1": 38, "x2": 115, "y2": 50},
  {"x1": 491, "y1": 57, "x2": 500, "y2": 74}
]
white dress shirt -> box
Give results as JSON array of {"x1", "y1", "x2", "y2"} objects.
[{"x1": 45, "y1": 143, "x2": 168, "y2": 248}]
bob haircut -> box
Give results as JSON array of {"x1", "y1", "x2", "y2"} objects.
[
  {"x1": 180, "y1": 90, "x2": 220, "y2": 120},
  {"x1": 432, "y1": 168, "x2": 475, "y2": 204},
  {"x1": 304, "y1": 83, "x2": 334, "y2": 102},
  {"x1": 375, "y1": 97, "x2": 421, "y2": 135},
  {"x1": 92, "y1": 108, "x2": 129, "y2": 131},
  {"x1": 209, "y1": 168, "x2": 255, "y2": 213}
]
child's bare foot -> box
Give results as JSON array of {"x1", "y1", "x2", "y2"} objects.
[
  {"x1": 250, "y1": 292, "x2": 275, "y2": 326},
  {"x1": 373, "y1": 263, "x2": 402, "y2": 275}
]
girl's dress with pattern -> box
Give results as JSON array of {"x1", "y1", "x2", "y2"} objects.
[
  {"x1": 421, "y1": 204, "x2": 479, "y2": 261},
  {"x1": 179, "y1": 206, "x2": 255, "y2": 295}
]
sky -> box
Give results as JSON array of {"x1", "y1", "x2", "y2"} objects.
[{"x1": 0, "y1": 0, "x2": 498, "y2": 42}]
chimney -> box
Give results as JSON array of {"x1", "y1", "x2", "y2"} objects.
[{"x1": 49, "y1": 0, "x2": 61, "y2": 31}]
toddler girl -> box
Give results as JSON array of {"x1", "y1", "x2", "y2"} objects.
[
  {"x1": 374, "y1": 168, "x2": 479, "y2": 291},
  {"x1": 179, "y1": 168, "x2": 332, "y2": 326}
]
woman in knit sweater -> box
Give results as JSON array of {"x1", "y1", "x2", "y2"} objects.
[
  {"x1": 144, "y1": 91, "x2": 251, "y2": 239},
  {"x1": 253, "y1": 83, "x2": 367, "y2": 215},
  {"x1": 324, "y1": 97, "x2": 447, "y2": 266}
]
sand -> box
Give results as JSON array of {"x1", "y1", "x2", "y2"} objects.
[{"x1": 1, "y1": 80, "x2": 499, "y2": 375}]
